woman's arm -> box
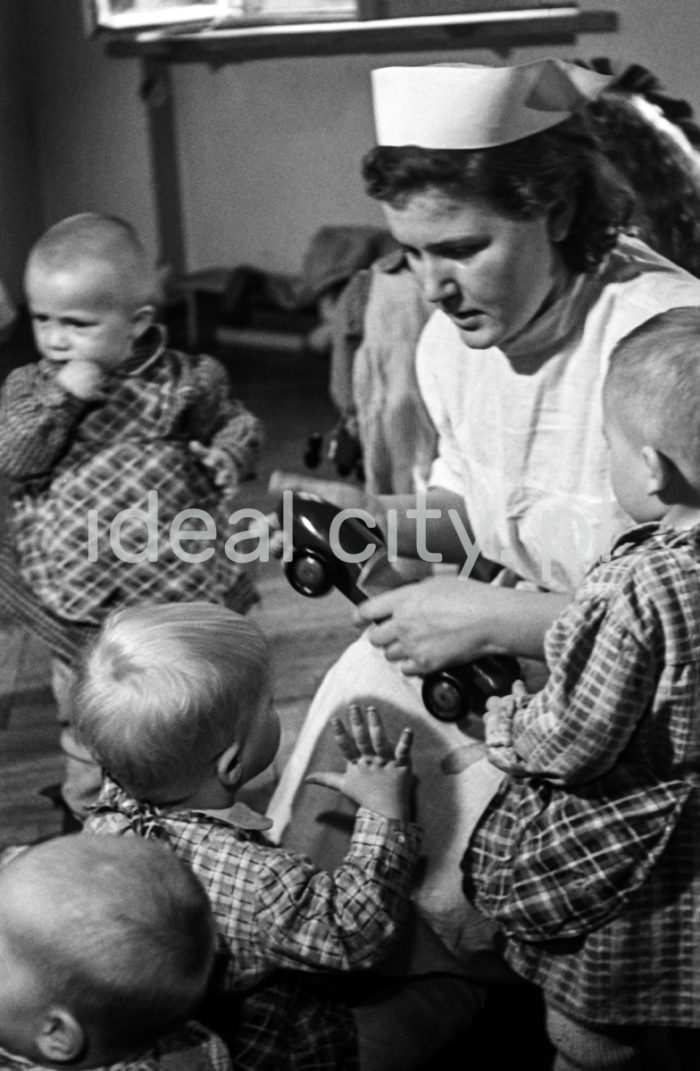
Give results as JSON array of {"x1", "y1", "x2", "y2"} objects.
[
  {"x1": 372, "y1": 487, "x2": 477, "y2": 564},
  {"x1": 353, "y1": 577, "x2": 570, "y2": 673}
]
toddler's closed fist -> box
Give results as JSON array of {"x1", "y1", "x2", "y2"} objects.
[{"x1": 56, "y1": 359, "x2": 107, "y2": 400}]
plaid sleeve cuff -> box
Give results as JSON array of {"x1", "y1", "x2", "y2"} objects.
[{"x1": 352, "y1": 807, "x2": 422, "y2": 877}]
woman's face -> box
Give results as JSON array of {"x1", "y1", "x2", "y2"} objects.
[{"x1": 383, "y1": 187, "x2": 570, "y2": 351}]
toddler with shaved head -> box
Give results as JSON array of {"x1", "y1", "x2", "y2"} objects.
[
  {"x1": 463, "y1": 307, "x2": 700, "y2": 1068},
  {"x1": 0, "y1": 213, "x2": 263, "y2": 820}
]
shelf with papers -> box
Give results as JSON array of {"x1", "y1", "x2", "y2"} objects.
[{"x1": 104, "y1": 7, "x2": 619, "y2": 63}]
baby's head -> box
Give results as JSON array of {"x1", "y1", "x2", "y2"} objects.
[
  {"x1": 0, "y1": 834, "x2": 214, "y2": 1066},
  {"x1": 75, "y1": 601, "x2": 278, "y2": 807},
  {"x1": 603, "y1": 306, "x2": 700, "y2": 524},
  {"x1": 24, "y1": 213, "x2": 156, "y2": 371}
]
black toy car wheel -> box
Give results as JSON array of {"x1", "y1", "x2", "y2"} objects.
[
  {"x1": 421, "y1": 671, "x2": 470, "y2": 722},
  {"x1": 284, "y1": 548, "x2": 334, "y2": 598}
]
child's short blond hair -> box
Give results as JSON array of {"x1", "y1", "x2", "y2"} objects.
[
  {"x1": 605, "y1": 306, "x2": 700, "y2": 478},
  {"x1": 0, "y1": 834, "x2": 214, "y2": 1054},
  {"x1": 75, "y1": 601, "x2": 270, "y2": 803},
  {"x1": 26, "y1": 212, "x2": 156, "y2": 309}
]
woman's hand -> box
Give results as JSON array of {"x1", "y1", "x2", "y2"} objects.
[
  {"x1": 352, "y1": 576, "x2": 567, "y2": 674},
  {"x1": 352, "y1": 574, "x2": 499, "y2": 675},
  {"x1": 305, "y1": 704, "x2": 413, "y2": 822}
]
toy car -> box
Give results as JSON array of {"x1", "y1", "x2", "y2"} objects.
[{"x1": 281, "y1": 491, "x2": 520, "y2": 721}]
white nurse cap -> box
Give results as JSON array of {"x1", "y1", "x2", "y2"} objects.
[{"x1": 371, "y1": 59, "x2": 613, "y2": 149}]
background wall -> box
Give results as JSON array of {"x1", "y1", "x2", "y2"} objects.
[
  {"x1": 22, "y1": 0, "x2": 155, "y2": 278},
  {"x1": 4, "y1": 0, "x2": 700, "y2": 296},
  {"x1": 0, "y1": 2, "x2": 41, "y2": 297},
  {"x1": 173, "y1": 0, "x2": 700, "y2": 274}
]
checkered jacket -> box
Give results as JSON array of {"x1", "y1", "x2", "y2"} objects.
[
  {"x1": 204, "y1": 972, "x2": 359, "y2": 1071},
  {"x1": 86, "y1": 778, "x2": 421, "y2": 991},
  {"x1": 0, "y1": 337, "x2": 262, "y2": 625},
  {"x1": 464, "y1": 522, "x2": 700, "y2": 1026},
  {"x1": 0, "y1": 1021, "x2": 232, "y2": 1070}
]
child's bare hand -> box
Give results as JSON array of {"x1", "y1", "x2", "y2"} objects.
[
  {"x1": 190, "y1": 441, "x2": 239, "y2": 501},
  {"x1": 268, "y1": 511, "x2": 286, "y2": 559},
  {"x1": 484, "y1": 679, "x2": 529, "y2": 774},
  {"x1": 305, "y1": 704, "x2": 413, "y2": 822},
  {"x1": 245, "y1": 510, "x2": 285, "y2": 559},
  {"x1": 484, "y1": 694, "x2": 518, "y2": 748},
  {"x1": 56, "y1": 359, "x2": 108, "y2": 400}
]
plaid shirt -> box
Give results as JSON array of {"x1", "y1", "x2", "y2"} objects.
[
  {"x1": 0, "y1": 1021, "x2": 231, "y2": 1071},
  {"x1": 0, "y1": 540, "x2": 98, "y2": 664},
  {"x1": 0, "y1": 335, "x2": 262, "y2": 625},
  {"x1": 465, "y1": 522, "x2": 700, "y2": 1026},
  {"x1": 205, "y1": 972, "x2": 359, "y2": 1071},
  {"x1": 86, "y1": 778, "x2": 421, "y2": 990}
]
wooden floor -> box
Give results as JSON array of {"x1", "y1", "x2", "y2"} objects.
[{"x1": 0, "y1": 340, "x2": 357, "y2": 851}]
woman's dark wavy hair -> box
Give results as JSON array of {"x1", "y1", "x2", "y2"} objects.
[
  {"x1": 585, "y1": 92, "x2": 700, "y2": 278},
  {"x1": 361, "y1": 109, "x2": 634, "y2": 274}
]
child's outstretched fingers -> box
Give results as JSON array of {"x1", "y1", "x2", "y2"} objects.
[
  {"x1": 330, "y1": 710, "x2": 361, "y2": 763},
  {"x1": 348, "y1": 702, "x2": 375, "y2": 759},
  {"x1": 393, "y1": 726, "x2": 413, "y2": 768},
  {"x1": 365, "y1": 705, "x2": 393, "y2": 763},
  {"x1": 305, "y1": 704, "x2": 414, "y2": 821}
]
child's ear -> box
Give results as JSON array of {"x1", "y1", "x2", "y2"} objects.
[
  {"x1": 131, "y1": 303, "x2": 156, "y2": 339},
  {"x1": 216, "y1": 742, "x2": 242, "y2": 789},
  {"x1": 37, "y1": 1007, "x2": 85, "y2": 1064},
  {"x1": 642, "y1": 445, "x2": 673, "y2": 496}
]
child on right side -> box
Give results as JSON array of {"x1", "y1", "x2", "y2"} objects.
[
  {"x1": 462, "y1": 306, "x2": 700, "y2": 1070},
  {"x1": 75, "y1": 601, "x2": 473, "y2": 1070}
]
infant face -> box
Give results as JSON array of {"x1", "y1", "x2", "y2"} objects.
[{"x1": 26, "y1": 258, "x2": 143, "y2": 373}]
